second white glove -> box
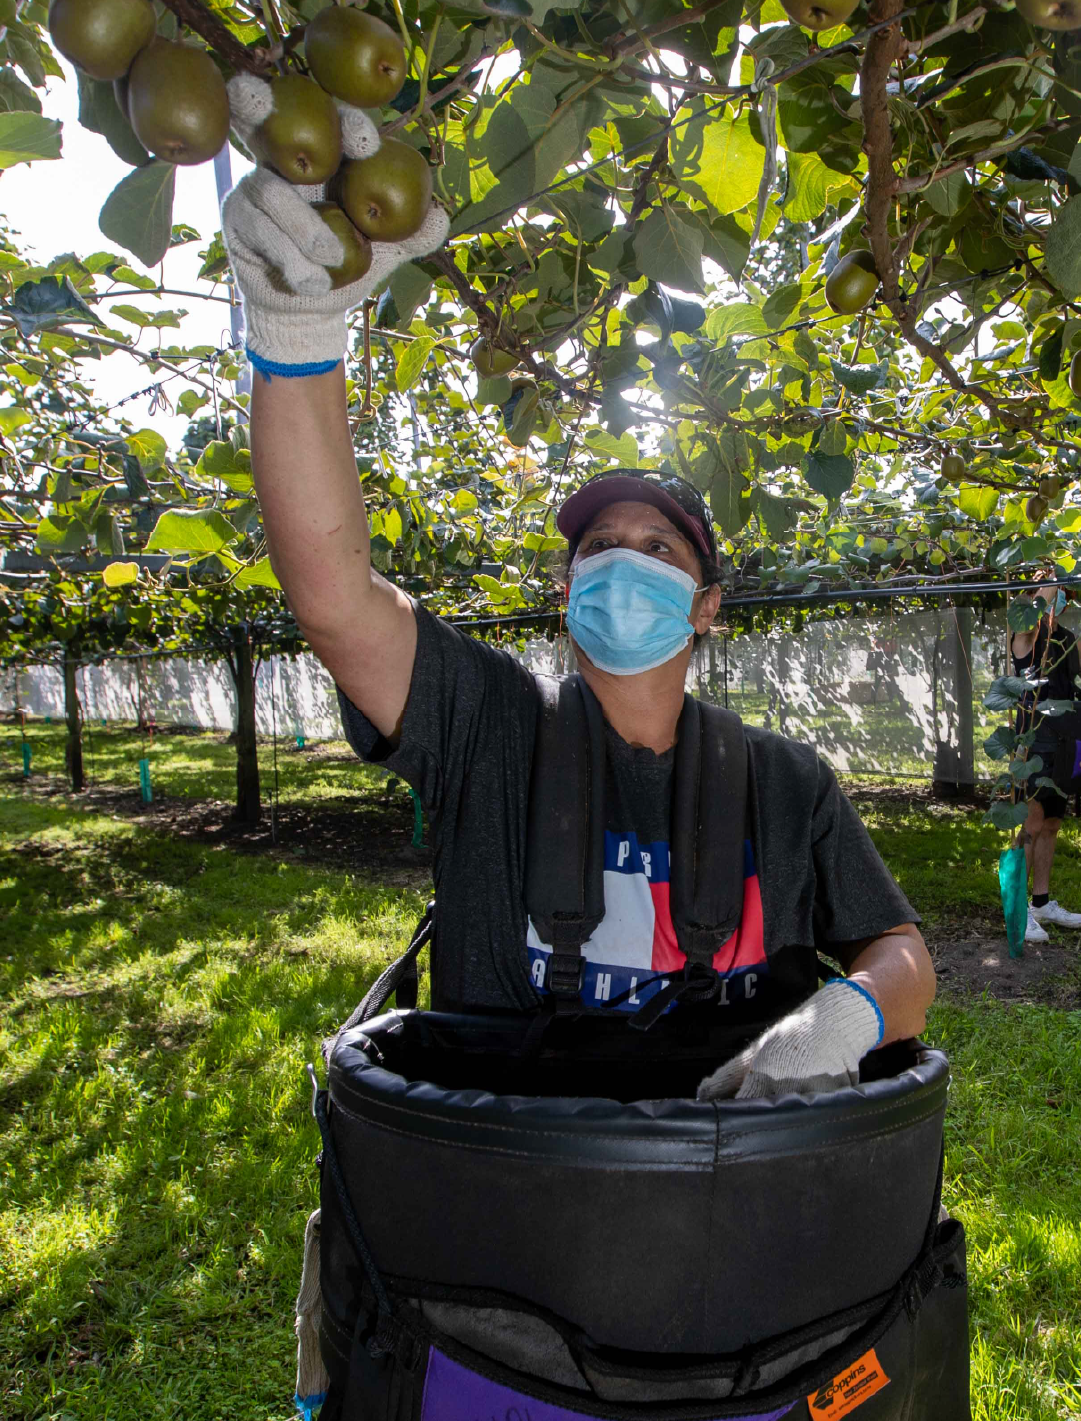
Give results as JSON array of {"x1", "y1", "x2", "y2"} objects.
[{"x1": 696, "y1": 979, "x2": 884, "y2": 1101}]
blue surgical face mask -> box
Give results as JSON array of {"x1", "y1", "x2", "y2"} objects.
[{"x1": 567, "y1": 547, "x2": 702, "y2": 676}]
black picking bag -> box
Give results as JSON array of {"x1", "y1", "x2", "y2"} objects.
[{"x1": 313, "y1": 1011, "x2": 970, "y2": 1421}]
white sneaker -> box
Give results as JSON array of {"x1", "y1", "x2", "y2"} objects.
[
  {"x1": 1031, "y1": 900, "x2": 1081, "y2": 928},
  {"x1": 1025, "y1": 908, "x2": 1050, "y2": 944}
]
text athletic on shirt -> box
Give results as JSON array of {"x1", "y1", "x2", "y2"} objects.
[{"x1": 527, "y1": 834, "x2": 765, "y2": 1013}]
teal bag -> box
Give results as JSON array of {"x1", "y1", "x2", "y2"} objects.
[{"x1": 998, "y1": 844, "x2": 1027, "y2": 959}]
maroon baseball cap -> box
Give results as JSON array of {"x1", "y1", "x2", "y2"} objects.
[{"x1": 557, "y1": 469, "x2": 717, "y2": 562}]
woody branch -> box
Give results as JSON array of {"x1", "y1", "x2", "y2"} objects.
[
  {"x1": 860, "y1": 0, "x2": 1015, "y2": 421},
  {"x1": 158, "y1": 0, "x2": 271, "y2": 75}
]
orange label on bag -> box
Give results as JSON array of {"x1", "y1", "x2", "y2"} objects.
[{"x1": 806, "y1": 1349, "x2": 890, "y2": 1417}]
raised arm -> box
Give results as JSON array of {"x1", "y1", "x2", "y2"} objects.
[
  {"x1": 250, "y1": 365, "x2": 415, "y2": 739},
  {"x1": 222, "y1": 78, "x2": 449, "y2": 739}
]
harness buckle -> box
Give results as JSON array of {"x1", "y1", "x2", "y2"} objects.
[{"x1": 546, "y1": 952, "x2": 585, "y2": 997}]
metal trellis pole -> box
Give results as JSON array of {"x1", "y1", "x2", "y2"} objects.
[
  {"x1": 213, "y1": 141, "x2": 252, "y2": 400},
  {"x1": 270, "y1": 652, "x2": 280, "y2": 847}
]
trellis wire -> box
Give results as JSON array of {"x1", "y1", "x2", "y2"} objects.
[{"x1": 443, "y1": 574, "x2": 1081, "y2": 631}]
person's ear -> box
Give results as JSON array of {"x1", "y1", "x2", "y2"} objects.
[{"x1": 693, "y1": 584, "x2": 722, "y2": 634}]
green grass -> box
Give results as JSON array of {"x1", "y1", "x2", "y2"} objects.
[
  {"x1": 934, "y1": 1002, "x2": 1081, "y2": 1420},
  {"x1": 1, "y1": 753, "x2": 1080, "y2": 1419},
  {"x1": 0, "y1": 798, "x2": 425, "y2": 1421},
  {"x1": 0, "y1": 720, "x2": 393, "y2": 808},
  {"x1": 856, "y1": 794, "x2": 1081, "y2": 930}
]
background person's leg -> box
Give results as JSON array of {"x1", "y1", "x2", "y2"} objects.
[
  {"x1": 1027, "y1": 787, "x2": 1081, "y2": 927},
  {"x1": 1022, "y1": 798, "x2": 1046, "y2": 888},
  {"x1": 1031, "y1": 814, "x2": 1061, "y2": 899},
  {"x1": 1021, "y1": 800, "x2": 1051, "y2": 942}
]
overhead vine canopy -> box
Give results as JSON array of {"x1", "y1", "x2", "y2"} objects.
[{"x1": 5, "y1": 0, "x2": 1081, "y2": 624}]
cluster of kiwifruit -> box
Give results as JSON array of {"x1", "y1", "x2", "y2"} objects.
[
  {"x1": 48, "y1": 0, "x2": 436, "y2": 289},
  {"x1": 939, "y1": 452, "x2": 1070, "y2": 527},
  {"x1": 782, "y1": 0, "x2": 1079, "y2": 36}
]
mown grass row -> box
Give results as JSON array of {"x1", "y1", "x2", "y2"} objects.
[{"x1": 0, "y1": 720, "x2": 389, "y2": 809}]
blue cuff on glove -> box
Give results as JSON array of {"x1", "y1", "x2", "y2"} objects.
[
  {"x1": 829, "y1": 976, "x2": 885, "y2": 1047},
  {"x1": 247, "y1": 348, "x2": 342, "y2": 381}
]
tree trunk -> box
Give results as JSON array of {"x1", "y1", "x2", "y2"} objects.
[
  {"x1": 932, "y1": 607, "x2": 976, "y2": 799},
  {"x1": 136, "y1": 656, "x2": 150, "y2": 731},
  {"x1": 63, "y1": 648, "x2": 84, "y2": 792},
  {"x1": 776, "y1": 639, "x2": 790, "y2": 736},
  {"x1": 232, "y1": 631, "x2": 261, "y2": 824}
]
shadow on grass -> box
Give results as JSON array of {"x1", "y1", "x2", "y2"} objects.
[{"x1": 0, "y1": 798, "x2": 425, "y2": 1421}]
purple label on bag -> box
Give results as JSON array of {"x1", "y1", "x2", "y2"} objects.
[
  {"x1": 1072, "y1": 739, "x2": 1081, "y2": 781},
  {"x1": 419, "y1": 1346, "x2": 795, "y2": 1421}
]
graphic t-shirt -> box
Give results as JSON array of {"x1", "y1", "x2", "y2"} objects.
[
  {"x1": 337, "y1": 603, "x2": 918, "y2": 1024},
  {"x1": 526, "y1": 722, "x2": 767, "y2": 1015}
]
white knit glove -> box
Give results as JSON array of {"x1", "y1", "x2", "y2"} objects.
[
  {"x1": 222, "y1": 74, "x2": 449, "y2": 377},
  {"x1": 696, "y1": 979, "x2": 884, "y2": 1101}
]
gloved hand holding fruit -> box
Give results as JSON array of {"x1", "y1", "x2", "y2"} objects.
[
  {"x1": 48, "y1": 0, "x2": 449, "y2": 378},
  {"x1": 223, "y1": 72, "x2": 447, "y2": 379}
]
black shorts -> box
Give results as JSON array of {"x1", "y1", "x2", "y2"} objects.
[
  {"x1": 1034, "y1": 783, "x2": 1070, "y2": 819},
  {"x1": 1032, "y1": 740, "x2": 1070, "y2": 819}
]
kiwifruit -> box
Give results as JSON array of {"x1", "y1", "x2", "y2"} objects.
[
  {"x1": 825, "y1": 250, "x2": 880, "y2": 315},
  {"x1": 332, "y1": 140, "x2": 432, "y2": 243},
  {"x1": 470, "y1": 338, "x2": 519, "y2": 378},
  {"x1": 314, "y1": 202, "x2": 372, "y2": 289},
  {"x1": 304, "y1": 6, "x2": 407, "y2": 109},
  {"x1": 1014, "y1": 0, "x2": 1081, "y2": 30},
  {"x1": 48, "y1": 0, "x2": 156, "y2": 82},
  {"x1": 779, "y1": 0, "x2": 859, "y2": 30},
  {"x1": 127, "y1": 39, "x2": 230, "y2": 166},
  {"x1": 248, "y1": 74, "x2": 342, "y2": 186}
]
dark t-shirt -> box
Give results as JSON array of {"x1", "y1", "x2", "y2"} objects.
[
  {"x1": 1012, "y1": 624, "x2": 1078, "y2": 751},
  {"x1": 338, "y1": 604, "x2": 917, "y2": 1022}
]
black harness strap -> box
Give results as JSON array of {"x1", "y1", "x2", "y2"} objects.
[
  {"x1": 345, "y1": 901, "x2": 434, "y2": 1026},
  {"x1": 524, "y1": 676, "x2": 749, "y2": 1018},
  {"x1": 336, "y1": 680, "x2": 752, "y2": 1038},
  {"x1": 670, "y1": 694, "x2": 748, "y2": 965},
  {"x1": 523, "y1": 676, "x2": 607, "y2": 1000}
]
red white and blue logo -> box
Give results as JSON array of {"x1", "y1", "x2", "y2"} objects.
[{"x1": 527, "y1": 832, "x2": 766, "y2": 1014}]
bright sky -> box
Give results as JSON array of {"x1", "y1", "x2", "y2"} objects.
[{"x1": 2, "y1": 59, "x2": 253, "y2": 448}]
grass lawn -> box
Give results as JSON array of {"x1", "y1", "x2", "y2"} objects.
[
  {"x1": 1, "y1": 737, "x2": 1080, "y2": 1421},
  {"x1": 0, "y1": 720, "x2": 388, "y2": 809}
]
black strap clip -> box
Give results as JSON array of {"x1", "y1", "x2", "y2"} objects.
[{"x1": 546, "y1": 951, "x2": 585, "y2": 997}]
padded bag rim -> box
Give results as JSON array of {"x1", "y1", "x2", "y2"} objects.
[{"x1": 329, "y1": 1011, "x2": 950, "y2": 1167}]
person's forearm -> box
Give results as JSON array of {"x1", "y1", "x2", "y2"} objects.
[
  {"x1": 846, "y1": 925, "x2": 936, "y2": 1044},
  {"x1": 250, "y1": 364, "x2": 372, "y2": 637}
]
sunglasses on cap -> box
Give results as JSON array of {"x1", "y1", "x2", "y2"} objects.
[{"x1": 556, "y1": 468, "x2": 718, "y2": 564}]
